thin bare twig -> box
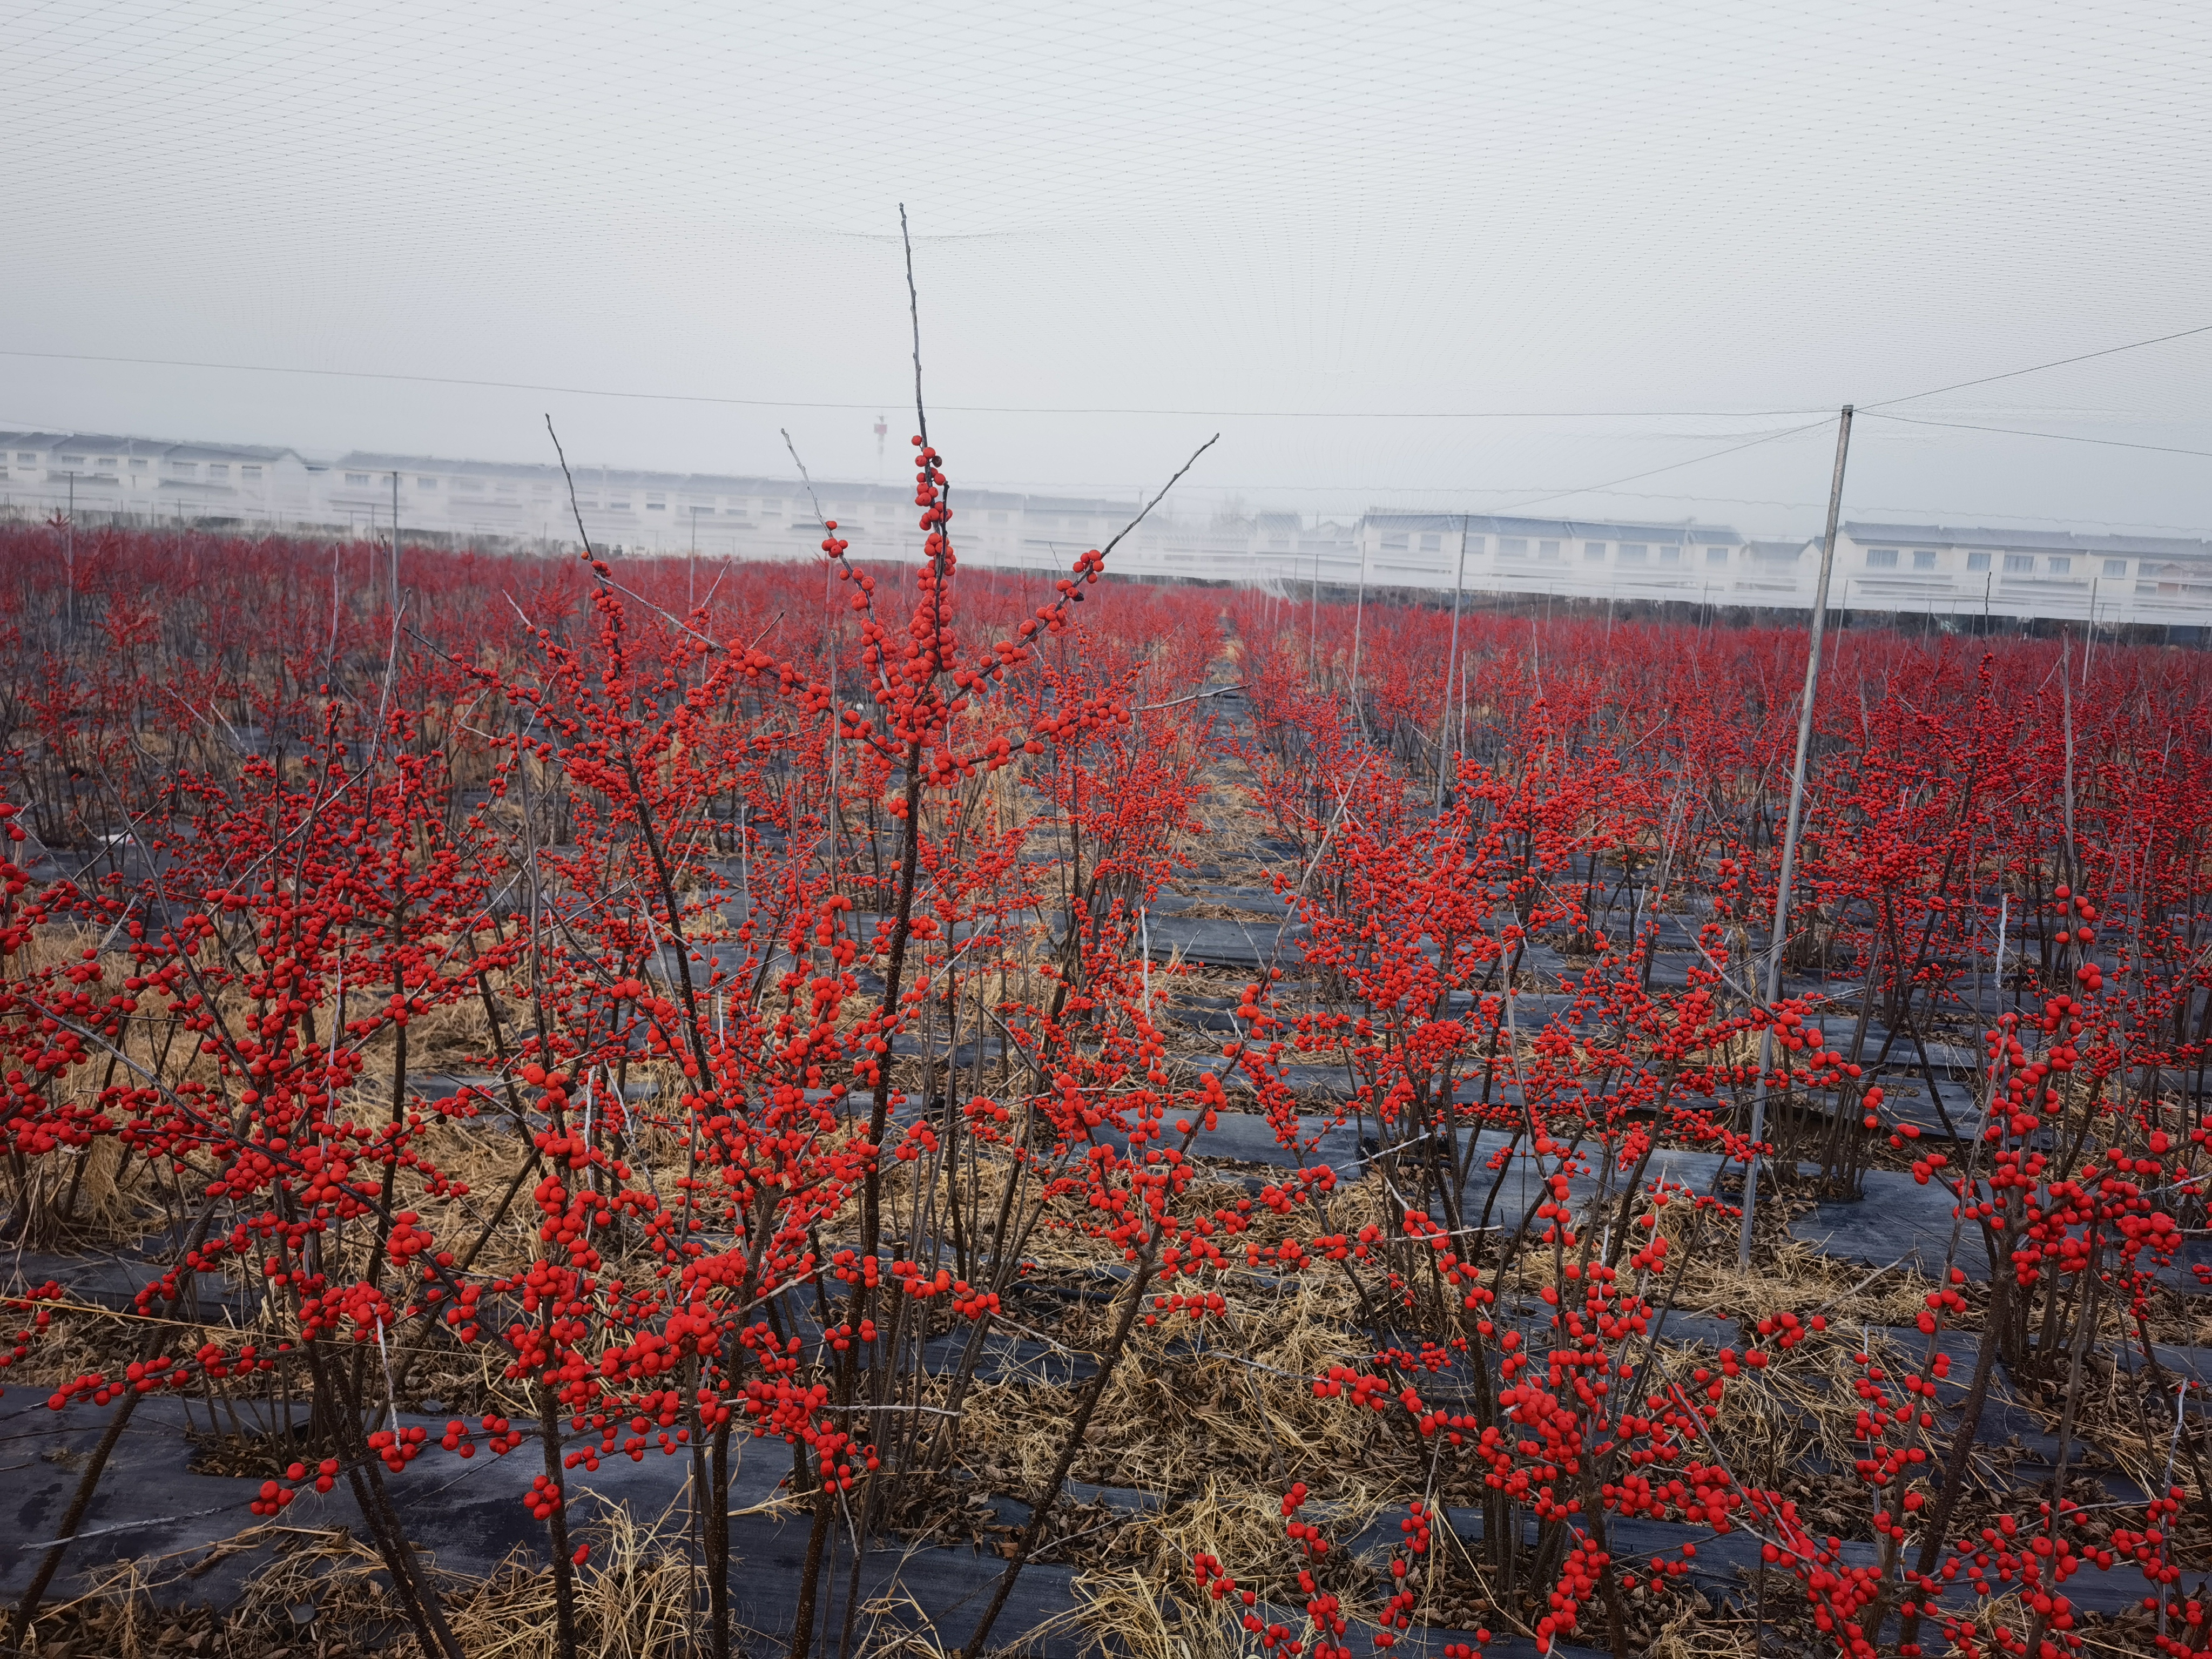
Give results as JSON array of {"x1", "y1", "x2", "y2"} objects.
[{"x1": 1129, "y1": 682, "x2": 1246, "y2": 713}]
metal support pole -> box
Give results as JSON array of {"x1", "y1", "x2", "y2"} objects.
[
  {"x1": 63, "y1": 472, "x2": 75, "y2": 633},
  {"x1": 1739, "y1": 405, "x2": 1852, "y2": 1268},
  {"x1": 1309, "y1": 549, "x2": 1319, "y2": 683},
  {"x1": 390, "y1": 471, "x2": 402, "y2": 617},
  {"x1": 1435, "y1": 515, "x2": 1469, "y2": 810},
  {"x1": 1348, "y1": 535, "x2": 1370, "y2": 732}
]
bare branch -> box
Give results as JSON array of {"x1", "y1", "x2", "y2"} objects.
[
  {"x1": 1099, "y1": 433, "x2": 1220, "y2": 564},
  {"x1": 543, "y1": 415, "x2": 598, "y2": 562},
  {"x1": 1129, "y1": 681, "x2": 1246, "y2": 713}
]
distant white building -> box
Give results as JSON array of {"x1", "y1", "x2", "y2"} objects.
[
  {"x1": 0, "y1": 428, "x2": 1353, "y2": 584},
  {"x1": 1349, "y1": 511, "x2": 2212, "y2": 628},
  {"x1": 5, "y1": 428, "x2": 2209, "y2": 628},
  {"x1": 1832, "y1": 522, "x2": 2212, "y2": 628},
  {"x1": 1355, "y1": 513, "x2": 1751, "y2": 602},
  {"x1": 0, "y1": 431, "x2": 314, "y2": 522}
]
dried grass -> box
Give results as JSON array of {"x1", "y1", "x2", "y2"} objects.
[
  {"x1": 19, "y1": 1505, "x2": 702, "y2": 1659},
  {"x1": 1069, "y1": 1475, "x2": 1385, "y2": 1659},
  {"x1": 1640, "y1": 1597, "x2": 1761, "y2": 1659},
  {"x1": 1680, "y1": 1236, "x2": 1931, "y2": 1332}
]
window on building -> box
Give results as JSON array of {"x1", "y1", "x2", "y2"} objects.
[
  {"x1": 129, "y1": 458, "x2": 147, "y2": 471},
  {"x1": 2103, "y1": 557, "x2": 2128, "y2": 576},
  {"x1": 172, "y1": 462, "x2": 201, "y2": 478},
  {"x1": 609, "y1": 499, "x2": 630, "y2": 511},
  {"x1": 1382, "y1": 534, "x2": 1408, "y2": 552},
  {"x1": 1499, "y1": 537, "x2": 1528, "y2": 555},
  {"x1": 59, "y1": 454, "x2": 86, "y2": 466},
  {"x1": 1617, "y1": 543, "x2": 1647, "y2": 564},
  {"x1": 96, "y1": 457, "x2": 118, "y2": 470},
  {"x1": 2003, "y1": 554, "x2": 2035, "y2": 574},
  {"x1": 1660, "y1": 545, "x2": 1681, "y2": 563},
  {"x1": 1418, "y1": 532, "x2": 1441, "y2": 553},
  {"x1": 1866, "y1": 548, "x2": 1899, "y2": 569},
  {"x1": 417, "y1": 476, "x2": 438, "y2": 489},
  {"x1": 241, "y1": 466, "x2": 262, "y2": 482},
  {"x1": 207, "y1": 463, "x2": 229, "y2": 480},
  {"x1": 497, "y1": 483, "x2": 518, "y2": 496},
  {"x1": 343, "y1": 471, "x2": 370, "y2": 485},
  {"x1": 1912, "y1": 550, "x2": 1937, "y2": 570},
  {"x1": 1581, "y1": 542, "x2": 1604, "y2": 561},
  {"x1": 1967, "y1": 552, "x2": 1991, "y2": 571},
  {"x1": 2047, "y1": 556, "x2": 2071, "y2": 574},
  {"x1": 14, "y1": 453, "x2": 32, "y2": 464},
  {"x1": 1706, "y1": 546, "x2": 1729, "y2": 565}
]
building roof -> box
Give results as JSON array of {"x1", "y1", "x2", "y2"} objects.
[
  {"x1": 163, "y1": 441, "x2": 296, "y2": 462},
  {"x1": 1021, "y1": 495, "x2": 1139, "y2": 516},
  {"x1": 1845, "y1": 522, "x2": 2212, "y2": 559},
  {"x1": 1364, "y1": 512, "x2": 1742, "y2": 544},
  {"x1": 333, "y1": 452, "x2": 1013, "y2": 512},
  {"x1": 4, "y1": 431, "x2": 300, "y2": 462}
]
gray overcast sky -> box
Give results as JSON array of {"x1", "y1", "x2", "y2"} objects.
[{"x1": 4, "y1": 0, "x2": 2210, "y2": 536}]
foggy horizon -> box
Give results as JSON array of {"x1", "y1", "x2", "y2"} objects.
[{"x1": 6, "y1": 1, "x2": 2211, "y2": 539}]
